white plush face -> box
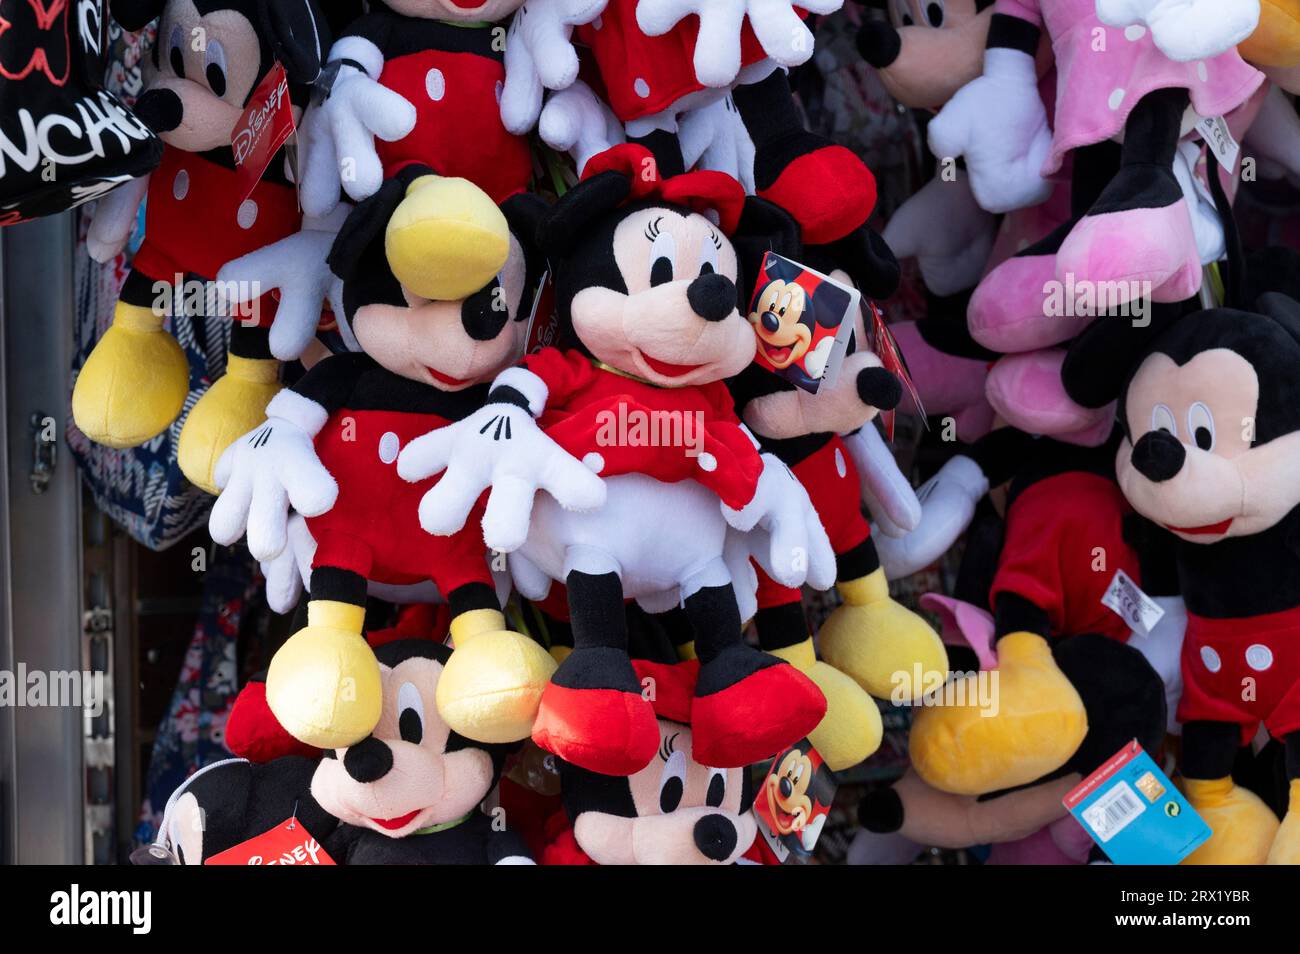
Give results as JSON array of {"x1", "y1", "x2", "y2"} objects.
[
  {"x1": 151, "y1": 0, "x2": 266, "y2": 150},
  {"x1": 353, "y1": 232, "x2": 530, "y2": 390},
  {"x1": 573, "y1": 721, "x2": 756, "y2": 865},
  {"x1": 384, "y1": 0, "x2": 525, "y2": 20},
  {"x1": 570, "y1": 207, "x2": 756, "y2": 388},
  {"x1": 310, "y1": 655, "x2": 493, "y2": 839},
  {"x1": 1118, "y1": 348, "x2": 1300, "y2": 541}
]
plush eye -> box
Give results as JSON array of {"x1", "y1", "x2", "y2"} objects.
[
  {"x1": 1187, "y1": 402, "x2": 1215, "y2": 451},
  {"x1": 658, "y1": 749, "x2": 687, "y2": 813},
  {"x1": 204, "y1": 39, "x2": 228, "y2": 97},
  {"x1": 168, "y1": 24, "x2": 186, "y2": 78},
  {"x1": 397, "y1": 682, "x2": 424, "y2": 745},
  {"x1": 699, "y1": 233, "x2": 720, "y2": 277},
  {"x1": 926, "y1": 1, "x2": 945, "y2": 27},
  {"x1": 894, "y1": 0, "x2": 913, "y2": 26},
  {"x1": 649, "y1": 229, "x2": 676, "y2": 287},
  {"x1": 705, "y1": 768, "x2": 727, "y2": 808},
  {"x1": 1151, "y1": 403, "x2": 1177, "y2": 437}
]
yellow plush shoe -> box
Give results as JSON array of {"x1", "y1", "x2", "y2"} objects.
[
  {"x1": 1267, "y1": 781, "x2": 1300, "y2": 864},
  {"x1": 770, "y1": 638, "x2": 882, "y2": 771},
  {"x1": 818, "y1": 569, "x2": 948, "y2": 700},
  {"x1": 908, "y1": 631, "x2": 1087, "y2": 795},
  {"x1": 178, "y1": 353, "x2": 282, "y2": 494},
  {"x1": 437, "y1": 609, "x2": 557, "y2": 744},
  {"x1": 1179, "y1": 777, "x2": 1279, "y2": 864},
  {"x1": 72, "y1": 301, "x2": 190, "y2": 447},
  {"x1": 265, "y1": 601, "x2": 383, "y2": 749},
  {"x1": 386, "y1": 175, "x2": 510, "y2": 301}
]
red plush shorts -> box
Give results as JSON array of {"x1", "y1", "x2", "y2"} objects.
[{"x1": 1178, "y1": 606, "x2": 1300, "y2": 745}]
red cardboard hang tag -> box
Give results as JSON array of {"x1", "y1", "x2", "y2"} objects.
[
  {"x1": 231, "y1": 61, "x2": 296, "y2": 205},
  {"x1": 866, "y1": 301, "x2": 923, "y2": 441},
  {"x1": 205, "y1": 818, "x2": 335, "y2": 866}
]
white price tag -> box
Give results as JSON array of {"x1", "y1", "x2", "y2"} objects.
[{"x1": 1101, "y1": 568, "x2": 1166, "y2": 639}]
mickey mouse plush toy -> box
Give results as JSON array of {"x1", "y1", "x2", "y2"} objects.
[
  {"x1": 209, "y1": 177, "x2": 557, "y2": 751},
  {"x1": 155, "y1": 639, "x2": 532, "y2": 864},
  {"x1": 1061, "y1": 292, "x2": 1300, "y2": 865},
  {"x1": 542, "y1": 657, "x2": 760, "y2": 864},
  {"x1": 73, "y1": 0, "x2": 342, "y2": 492},
  {"x1": 398, "y1": 142, "x2": 831, "y2": 777}
]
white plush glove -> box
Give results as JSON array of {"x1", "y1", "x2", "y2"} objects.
[
  {"x1": 215, "y1": 206, "x2": 349, "y2": 361},
  {"x1": 209, "y1": 391, "x2": 339, "y2": 561},
  {"x1": 873, "y1": 454, "x2": 988, "y2": 579},
  {"x1": 928, "y1": 48, "x2": 1054, "y2": 214},
  {"x1": 259, "y1": 521, "x2": 308, "y2": 614},
  {"x1": 636, "y1": 0, "x2": 844, "y2": 88},
  {"x1": 298, "y1": 51, "x2": 417, "y2": 215},
  {"x1": 539, "y1": 80, "x2": 625, "y2": 175},
  {"x1": 721, "y1": 453, "x2": 836, "y2": 591},
  {"x1": 500, "y1": 0, "x2": 609, "y2": 135},
  {"x1": 85, "y1": 173, "x2": 148, "y2": 263},
  {"x1": 396, "y1": 369, "x2": 607, "y2": 552},
  {"x1": 883, "y1": 171, "x2": 997, "y2": 297},
  {"x1": 842, "y1": 426, "x2": 921, "y2": 539},
  {"x1": 680, "y1": 95, "x2": 756, "y2": 193},
  {"x1": 1096, "y1": 0, "x2": 1259, "y2": 62}
]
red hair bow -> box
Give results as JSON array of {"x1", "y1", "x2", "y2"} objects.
[{"x1": 582, "y1": 143, "x2": 746, "y2": 236}]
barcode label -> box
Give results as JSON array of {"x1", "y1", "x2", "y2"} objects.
[{"x1": 1082, "y1": 781, "x2": 1146, "y2": 843}]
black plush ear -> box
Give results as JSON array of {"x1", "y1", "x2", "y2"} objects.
[
  {"x1": 537, "y1": 171, "x2": 633, "y2": 261},
  {"x1": 501, "y1": 191, "x2": 551, "y2": 296},
  {"x1": 1061, "y1": 299, "x2": 1193, "y2": 409},
  {"x1": 1255, "y1": 292, "x2": 1300, "y2": 348},
  {"x1": 328, "y1": 178, "x2": 405, "y2": 283},
  {"x1": 259, "y1": 0, "x2": 330, "y2": 84},
  {"x1": 111, "y1": 0, "x2": 166, "y2": 32},
  {"x1": 1244, "y1": 247, "x2": 1300, "y2": 309},
  {"x1": 732, "y1": 195, "x2": 802, "y2": 298},
  {"x1": 815, "y1": 226, "x2": 901, "y2": 301}
]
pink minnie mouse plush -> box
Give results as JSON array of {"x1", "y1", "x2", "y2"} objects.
[
  {"x1": 73, "y1": 0, "x2": 338, "y2": 492},
  {"x1": 940, "y1": 0, "x2": 1263, "y2": 362},
  {"x1": 397, "y1": 143, "x2": 832, "y2": 777}
]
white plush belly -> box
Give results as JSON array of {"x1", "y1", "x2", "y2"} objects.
[{"x1": 521, "y1": 474, "x2": 729, "y2": 598}]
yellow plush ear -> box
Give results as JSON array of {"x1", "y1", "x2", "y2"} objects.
[
  {"x1": 1240, "y1": 0, "x2": 1300, "y2": 67},
  {"x1": 385, "y1": 176, "x2": 510, "y2": 301}
]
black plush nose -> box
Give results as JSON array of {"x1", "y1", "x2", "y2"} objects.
[
  {"x1": 857, "y1": 367, "x2": 902, "y2": 411},
  {"x1": 687, "y1": 273, "x2": 737, "y2": 322},
  {"x1": 461, "y1": 278, "x2": 509, "y2": 341},
  {"x1": 1131, "y1": 430, "x2": 1186, "y2": 483},
  {"x1": 857, "y1": 788, "x2": 905, "y2": 834},
  {"x1": 760, "y1": 310, "x2": 781, "y2": 333},
  {"x1": 693, "y1": 814, "x2": 738, "y2": 862},
  {"x1": 343, "y1": 737, "x2": 393, "y2": 784},
  {"x1": 778, "y1": 777, "x2": 793, "y2": 799},
  {"x1": 133, "y1": 87, "x2": 184, "y2": 134},
  {"x1": 857, "y1": 20, "x2": 902, "y2": 69}
]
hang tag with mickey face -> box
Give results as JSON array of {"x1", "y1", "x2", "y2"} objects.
[{"x1": 205, "y1": 818, "x2": 335, "y2": 866}]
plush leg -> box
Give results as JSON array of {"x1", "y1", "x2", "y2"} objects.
[
  {"x1": 686, "y1": 583, "x2": 825, "y2": 769},
  {"x1": 731, "y1": 68, "x2": 876, "y2": 244},
  {"x1": 434, "y1": 582, "x2": 556, "y2": 744},
  {"x1": 71, "y1": 269, "x2": 191, "y2": 447},
  {"x1": 1056, "y1": 87, "x2": 1202, "y2": 305},
  {"x1": 178, "y1": 323, "x2": 282, "y2": 494},
  {"x1": 1180, "y1": 720, "x2": 1279, "y2": 864},
  {"x1": 531, "y1": 570, "x2": 660, "y2": 775},
  {"x1": 384, "y1": 166, "x2": 511, "y2": 302},
  {"x1": 985, "y1": 349, "x2": 1116, "y2": 444},
  {"x1": 757, "y1": 602, "x2": 882, "y2": 772},
  {"x1": 1267, "y1": 732, "x2": 1300, "y2": 864},
  {"x1": 265, "y1": 566, "x2": 383, "y2": 749},
  {"x1": 817, "y1": 540, "x2": 948, "y2": 700}
]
